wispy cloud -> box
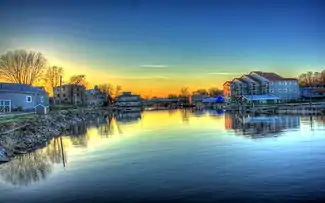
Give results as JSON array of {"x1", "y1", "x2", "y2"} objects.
[
  {"x1": 106, "y1": 76, "x2": 170, "y2": 80},
  {"x1": 207, "y1": 72, "x2": 239, "y2": 75},
  {"x1": 140, "y1": 64, "x2": 168, "y2": 69}
]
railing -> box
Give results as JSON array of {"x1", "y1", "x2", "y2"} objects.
[{"x1": 0, "y1": 100, "x2": 11, "y2": 113}]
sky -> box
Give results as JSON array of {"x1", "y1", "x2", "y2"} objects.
[{"x1": 0, "y1": 0, "x2": 324, "y2": 97}]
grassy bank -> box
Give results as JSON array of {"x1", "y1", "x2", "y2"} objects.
[{"x1": 0, "y1": 114, "x2": 38, "y2": 124}]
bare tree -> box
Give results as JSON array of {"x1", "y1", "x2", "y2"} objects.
[
  {"x1": 0, "y1": 50, "x2": 47, "y2": 85},
  {"x1": 179, "y1": 86, "x2": 189, "y2": 98},
  {"x1": 208, "y1": 87, "x2": 223, "y2": 97},
  {"x1": 298, "y1": 71, "x2": 325, "y2": 87},
  {"x1": 318, "y1": 70, "x2": 325, "y2": 86},
  {"x1": 192, "y1": 89, "x2": 208, "y2": 96},
  {"x1": 114, "y1": 85, "x2": 122, "y2": 99},
  {"x1": 69, "y1": 75, "x2": 89, "y2": 88},
  {"x1": 44, "y1": 66, "x2": 63, "y2": 95},
  {"x1": 167, "y1": 94, "x2": 178, "y2": 99},
  {"x1": 98, "y1": 83, "x2": 114, "y2": 103}
]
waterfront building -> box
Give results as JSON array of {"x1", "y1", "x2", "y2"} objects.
[
  {"x1": 115, "y1": 92, "x2": 142, "y2": 112},
  {"x1": 301, "y1": 87, "x2": 325, "y2": 99},
  {"x1": 223, "y1": 71, "x2": 300, "y2": 103},
  {"x1": 249, "y1": 71, "x2": 300, "y2": 101},
  {"x1": 85, "y1": 86, "x2": 107, "y2": 107},
  {"x1": 0, "y1": 83, "x2": 49, "y2": 112},
  {"x1": 53, "y1": 84, "x2": 86, "y2": 105}
]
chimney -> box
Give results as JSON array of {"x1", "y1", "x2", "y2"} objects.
[{"x1": 60, "y1": 74, "x2": 63, "y2": 86}]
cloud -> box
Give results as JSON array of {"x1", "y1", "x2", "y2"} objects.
[
  {"x1": 207, "y1": 72, "x2": 239, "y2": 75},
  {"x1": 140, "y1": 64, "x2": 168, "y2": 68},
  {"x1": 106, "y1": 76, "x2": 170, "y2": 80}
]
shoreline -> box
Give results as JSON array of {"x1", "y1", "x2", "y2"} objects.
[{"x1": 0, "y1": 108, "x2": 111, "y2": 163}]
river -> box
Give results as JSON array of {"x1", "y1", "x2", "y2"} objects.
[{"x1": 1, "y1": 110, "x2": 325, "y2": 203}]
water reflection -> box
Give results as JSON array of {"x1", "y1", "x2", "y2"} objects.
[
  {"x1": 67, "y1": 122, "x2": 89, "y2": 147},
  {"x1": 225, "y1": 114, "x2": 300, "y2": 138},
  {"x1": 0, "y1": 137, "x2": 66, "y2": 186}
]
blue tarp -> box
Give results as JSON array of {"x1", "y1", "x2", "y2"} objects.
[{"x1": 202, "y1": 96, "x2": 224, "y2": 103}]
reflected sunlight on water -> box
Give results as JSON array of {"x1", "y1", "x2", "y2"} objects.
[{"x1": 1, "y1": 110, "x2": 325, "y2": 203}]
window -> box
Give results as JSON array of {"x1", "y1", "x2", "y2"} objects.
[
  {"x1": 62, "y1": 87, "x2": 65, "y2": 91},
  {"x1": 57, "y1": 94, "x2": 60, "y2": 98},
  {"x1": 26, "y1": 96, "x2": 32, "y2": 103},
  {"x1": 63, "y1": 94, "x2": 66, "y2": 97},
  {"x1": 77, "y1": 93, "x2": 80, "y2": 96},
  {"x1": 283, "y1": 89, "x2": 287, "y2": 92},
  {"x1": 40, "y1": 96, "x2": 44, "y2": 103}
]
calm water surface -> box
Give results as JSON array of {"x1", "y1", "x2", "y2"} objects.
[{"x1": 1, "y1": 110, "x2": 325, "y2": 203}]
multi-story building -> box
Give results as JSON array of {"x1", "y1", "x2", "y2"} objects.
[
  {"x1": 85, "y1": 86, "x2": 107, "y2": 107},
  {"x1": 223, "y1": 71, "x2": 300, "y2": 103},
  {"x1": 249, "y1": 71, "x2": 300, "y2": 101},
  {"x1": 115, "y1": 92, "x2": 142, "y2": 112},
  {"x1": 53, "y1": 84, "x2": 86, "y2": 105}
]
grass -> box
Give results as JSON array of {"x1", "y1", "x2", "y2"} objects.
[
  {"x1": 0, "y1": 114, "x2": 38, "y2": 124},
  {"x1": 51, "y1": 105, "x2": 77, "y2": 111}
]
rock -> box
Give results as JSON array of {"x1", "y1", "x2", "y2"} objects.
[{"x1": 0, "y1": 146, "x2": 10, "y2": 163}]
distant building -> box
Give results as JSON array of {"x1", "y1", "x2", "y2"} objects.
[
  {"x1": 0, "y1": 83, "x2": 49, "y2": 112},
  {"x1": 53, "y1": 84, "x2": 86, "y2": 105},
  {"x1": 115, "y1": 92, "x2": 142, "y2": 112},
  {"x1": 85, "y1": 86, "x2": 107, "y2": 106},
  {"x1": 223, "y1": 71, "x2": 300, "y2": 103},
  {"x1": 301, "y1": 87, "x2": 325, "y2": 99}
]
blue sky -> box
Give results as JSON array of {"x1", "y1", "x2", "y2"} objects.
[{"x1": 0, "y1": 0, "x2": 324, "y2": 96}]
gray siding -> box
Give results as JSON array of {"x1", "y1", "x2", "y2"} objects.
[
  {"x1": 269, "y1": 80, "x2": 300, "y2": 100},
  {"x1": 0, "y1": 92, "x2": 49, "y2": 110}
]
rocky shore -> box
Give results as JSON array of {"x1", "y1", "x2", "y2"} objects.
[{"x1": 0, "y1": 109, "x2": 110, "y2": 163}]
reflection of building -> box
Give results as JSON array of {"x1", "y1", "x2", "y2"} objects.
[
  {"x1": 115, "y1": 111, "x2": 141, "y2": 123},
  {"x1": 53, "y1": 84, "x2": 86, "y2": 105},
  {"x1": 225, "y1": 114, "x2": 300, "y2": 138}
]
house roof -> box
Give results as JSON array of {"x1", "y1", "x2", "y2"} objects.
[
  {"x1": 234, "y1": 78, "x2": 247, "y2": 84},
  {"x1": 241, "y1": 75, "x2": 260, "y2": 83},
  {"x1": 242, "y1": 94, "x2": 280, "y2": 101},
  {"x1": 0, "y1": 83, "x2": 47, "y2": 94},
  {"x1": 251, "y1": 71, "x2": 297, "y2": 81},
  {"x1": 223, "y1": 81, "x2": 231, "y2": 86}
]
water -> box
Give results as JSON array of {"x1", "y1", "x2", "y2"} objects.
[{"x1": 1, "y1": 110, "x2": 325, "y2": 203}]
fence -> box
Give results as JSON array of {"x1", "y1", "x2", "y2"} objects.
[{"x1": 0, "y1": 100, "x2": 11, "y2": 113}]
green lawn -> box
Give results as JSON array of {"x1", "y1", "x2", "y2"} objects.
[
  {"x1": 51, "y1": 105, "x2": 77, "y2": 111},
  {"x1": 0, "y1": 114, "x2": 38, "y2": 124}
]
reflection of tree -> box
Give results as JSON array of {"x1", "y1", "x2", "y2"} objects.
[
  {"x1": 67, "y1": 123, "x2": 89, "y2": 147},
  {"x1": 70, "y1": 134, "x2": 89, "y2": 148},
  {"x1": 0, "y1": 151, "x2": 52, "y2": 186},
  {"x1": 45, "y1": 137, "x2": 67, "y2": 166},
  {"x1": 99, "y1": 116, "x2": 115, "y2": 137},
  {"x1": 181, "y1": 109, "x2": 190, "y2": 123},
  {"x1": 45, "y1": 138, "x2": 62, "y2": 164}
]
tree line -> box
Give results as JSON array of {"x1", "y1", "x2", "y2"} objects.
[
  {"x1": 298, "y1": 71, "x2": 325, "y2": 87},
  {"x1": 0, "y1": 49, "x2": 123, "y2": 100},
  {"x1": 167, "y1": 86, "x2": 223, "y2": 99}
]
